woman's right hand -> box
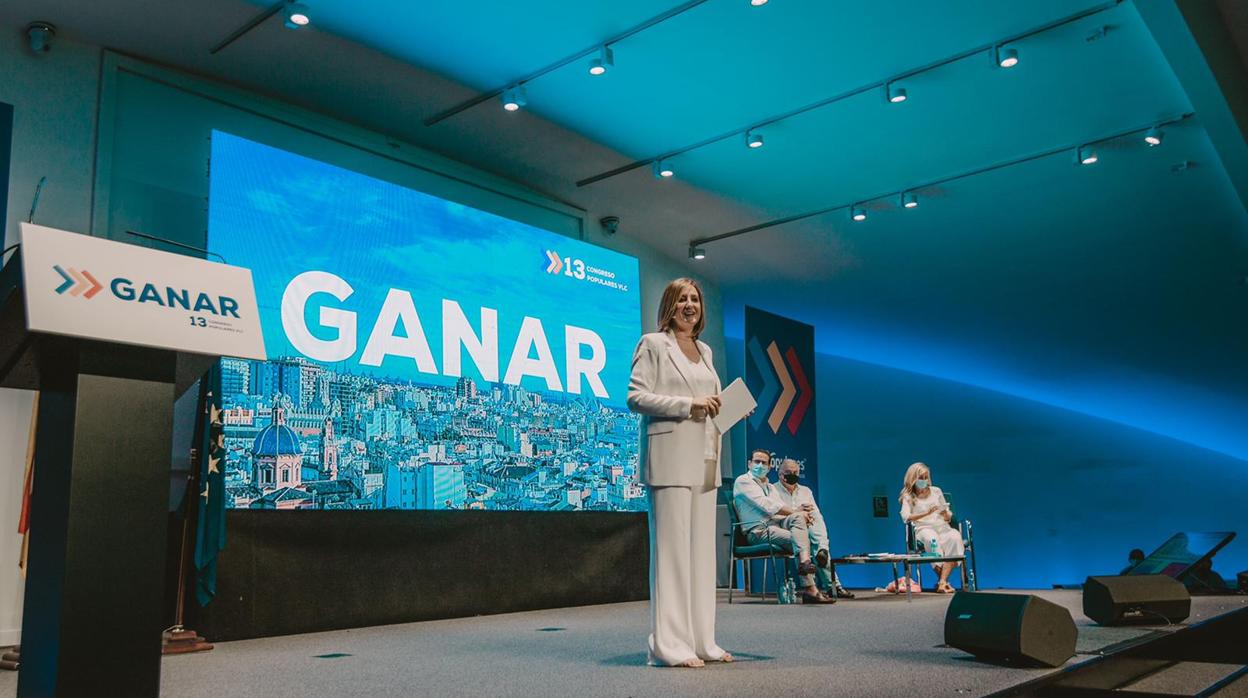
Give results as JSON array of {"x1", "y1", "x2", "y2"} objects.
[{"x1": 690, "y1": 395, "x2": 722, "y2": 421}]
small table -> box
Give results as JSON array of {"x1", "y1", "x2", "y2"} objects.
[{"x1": 829, "y1": 554, "x2": 969, "y2": 602}]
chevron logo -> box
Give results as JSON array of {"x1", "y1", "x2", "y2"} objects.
[
  {"x1": 544, "y1": 250, "x2": 563, "y2": 274},
  {"x1": 53, "y1": 265, "x2": 103, "y2": 299},
  {"x1": 747, "y1": 336, "x2": 814, "y2": 435},
  {"x1": 747, "y1": 337, "x2": 778, "y2": 431},
  {"x1": 784, "y1": 346, "x2": 812, "y2": 436},
  {"x1": 765, "y1": 341, "x2": 795, "y2": 433}
]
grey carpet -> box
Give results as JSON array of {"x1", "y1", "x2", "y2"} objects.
[{"x1": 0, "y1": 591, "x2": 1243, "y2": 697}]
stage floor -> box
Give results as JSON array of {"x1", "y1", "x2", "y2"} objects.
[{"x1": 2, "y1": 590, "x2": 1244, "y2": 696}]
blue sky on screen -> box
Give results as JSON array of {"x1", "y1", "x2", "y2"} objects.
[{"x1": 208, "y1": 131, "x2": 640, "y2": 407}]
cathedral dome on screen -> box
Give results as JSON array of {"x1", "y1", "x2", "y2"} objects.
[{"x1": 252, "y1": 422, "x2": 302, "y2": 457}]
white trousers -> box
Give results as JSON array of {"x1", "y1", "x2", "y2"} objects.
[
  {"x1": 915, "y1": 524, "x2": 964, "y2": 569},
  {"x1": 647, "y1": 481, "x2": 724, "y2": 665}
]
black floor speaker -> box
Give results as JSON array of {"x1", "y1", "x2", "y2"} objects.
[
  {"x1": 1083, "y1": 575, "x2": 1191, "y2": 626},
  {"x1": 944, "y1": 592, "x2": 1077, "y2": 667}
]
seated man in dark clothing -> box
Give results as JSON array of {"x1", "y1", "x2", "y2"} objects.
[
  {"x1": 1120, "y1": 548, "x2": 1145, "y2": 575},
  {"x1": 1184, "y1": 558, "x2": 1230, "y2": 594}
]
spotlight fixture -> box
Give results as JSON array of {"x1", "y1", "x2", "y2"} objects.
[
  {"x1": 25, "y1": 21, "x2": 55, "y2": 53},
  {"x1": 284, "y1": 2, "x2": 311, "y2": 29},
  {"x1": 502, "y1": 85, "x2": 527, "y2": 112},
  {"x1": 851, "y1": 206, "x2": 867, "y2": 222},
  {"x1": 902, "y1": 192, "x2": 918, "y2": 209},
  {"x1": 1077, "y1": 146, "x2": 1098, "y2": 165},
  {"x1": 653, "y1": 160, "x2": 675, "y2": 178},
  {"x1": 689, "y1": 246, "x2": 706, "y2": 260},
  {"x1": 1144, "y1": 126, "x2": 1164, "y2": 147},
  {"x1": 750, "y1": 0, "x2": 769, "y2": 5},
  {"x1": 887, "y1": 84, "x2": 908, "y2": 103},
  {"x1": 746, "y1": 131, "x2": 764, "y2": 149},
  {"x1": 995, "y1": 46, "x2": 1019, "y2": 68},
  {"x1": 588, "y1": 46, "x2": 614, "y2": 76}
]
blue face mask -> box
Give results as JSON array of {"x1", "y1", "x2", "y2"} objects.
[
  {"x1": 750, "y1": 462, "x2": 770, "y2": 479},
  {"x1": 915, "y1": 479, "x2": 929, "y2": 491}
]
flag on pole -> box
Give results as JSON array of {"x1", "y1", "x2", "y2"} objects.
[{"x1": 194, "y1": 364, "x2": 227, "y2": 606}]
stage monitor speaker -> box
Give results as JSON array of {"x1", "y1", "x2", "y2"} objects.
[
  {"x1": 944, "y1": 592, "x2": 1077, "y2": 668},
  {"x1": 1083, "y1": 575, "x2": 1190, "y2": 626}
]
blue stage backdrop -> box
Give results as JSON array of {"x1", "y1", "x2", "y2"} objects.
[
  {"x1": 744, "y1": 306, "x2": 818, "y2": 496},
  {"x1": 207, "y1": 131, "x2": 642, "y2": 512}
]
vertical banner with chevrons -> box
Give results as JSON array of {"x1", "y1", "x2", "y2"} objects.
[{"x1": 743, "y1": 306, "x2": 818, "y2": 498}]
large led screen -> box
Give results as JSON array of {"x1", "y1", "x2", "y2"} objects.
[{"x1": 208, "y1": 132, "x2": 642, "y2": 511}]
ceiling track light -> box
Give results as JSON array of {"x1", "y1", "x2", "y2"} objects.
[
  {"x1": 501, "y1": 85, "x2": 527, "y2": 111},
  {"x1": 688, "y1": 112, "x2": 1195, "y2": 251},
  {"x1": 284, "y1": 1, "x2": 311, "y2": 29},
  {"x1": 994, "y1": 45, "x2": 1019, "y2": 68},
  {"x1": 653, "y1": 159, "x2": 675, "y2": 179},
  {"x1": 426, "y1": 0, "x2": 714, "y2": 125},
  {"x1": 25, "y1": 21, "x2": 55, "y2": 53},
  {"x1": 689, "y1": 246, "x2": 706, "y2": 260},
  {"x1": 1144, "y1": 126, "x2": 1164, "y2": 147},
  {"x1": 578, "y1": 2, "x2": 1126, "y2": 188},
  {"x1": 746, "y1": 131, "x2": 764, "y2": 149},
  {"x1": 1076, "y1": 145, "x2": 1098, "y2": 165},
  {"x1": 588, "y1": 45, "x2": 614, "y2": 76},
  {"x1": 886, "y1": 83, "x2": 908, "y2": 103}
]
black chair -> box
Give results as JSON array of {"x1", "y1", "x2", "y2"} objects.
[{"x1": 725, "y1": 499, "x2": 794, "y2": 603}]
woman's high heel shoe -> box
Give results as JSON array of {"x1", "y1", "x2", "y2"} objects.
[{"x1": 648, "y1": 649, "x2": 705, "y2": 668}]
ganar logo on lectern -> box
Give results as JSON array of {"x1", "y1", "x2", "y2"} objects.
[
  {"x1": 52, "y1": 265, "x2": 103, "y2": 299},
  {"x1": 52, "y1": 265, "x2": 243, "y2": 316},
  {"x1": 108, "y1": 277, "x2": 242, "y2": 317}
]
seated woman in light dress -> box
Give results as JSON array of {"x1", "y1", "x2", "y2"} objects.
[{"x1": 898, "y1": 462, "x2": 963, "y2": 593}]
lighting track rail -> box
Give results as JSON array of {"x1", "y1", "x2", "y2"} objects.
[
  {"x1": 577, "y1": 0, "x2": 1124, "y2": 187},
  {"x1": 210, "y1": 1, "x2": 287, "y2": 55},
  {"x1": 688, "y1": 113, "x2": 1194, "y2": 250},
  {"x1": 424, "y1": 0, "x2": 712, "y2": 126}
]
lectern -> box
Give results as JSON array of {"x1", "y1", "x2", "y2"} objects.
[{"x1": 0, "y1": 224, "x2": 264, "y2": 696}]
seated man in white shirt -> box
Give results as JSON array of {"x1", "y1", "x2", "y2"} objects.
[
  {"x1": 775, "y1": 458, "x2": 854, "y2": 599},
  {"x1": 732, "y1": 449, "x2": 836, "y2": 604}
]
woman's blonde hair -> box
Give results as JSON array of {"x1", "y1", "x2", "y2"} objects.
[
  {"x1": 898, "y1": 461, "x2": 931, "y2": 504},
  {"x1": 656, "y1": 277, "x2": 706, "y2": 339}
]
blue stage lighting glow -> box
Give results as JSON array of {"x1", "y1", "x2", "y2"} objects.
[{"x1": 722, "y1": 312, "x2": 1248, "y2": 463}]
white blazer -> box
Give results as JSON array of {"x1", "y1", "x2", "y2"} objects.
[{"x1": 627, "y1": 331, "x2": 722, "y2": 488}]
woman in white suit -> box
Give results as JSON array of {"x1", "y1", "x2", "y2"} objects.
[{"x1": 627, "y1": 277, "x2": 732, "y2": 668}]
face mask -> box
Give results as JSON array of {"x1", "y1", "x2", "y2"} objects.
[
  {"x1": 750, "y1": 462, "x2": 770, "y2": 478},
  {"x1": 914, "y1": 479, "x2": 929, "y2": 491},
  {"x1": 782, "y1": 473, "x2": 799, "y2": 485}
]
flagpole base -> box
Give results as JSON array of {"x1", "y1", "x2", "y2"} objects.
[
  {"x1": 1, "y1": 645, "x2": 19, "y2": 670},
  {"x1": 161, "y1": 628, "x2": 213, "y2": 655}
]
